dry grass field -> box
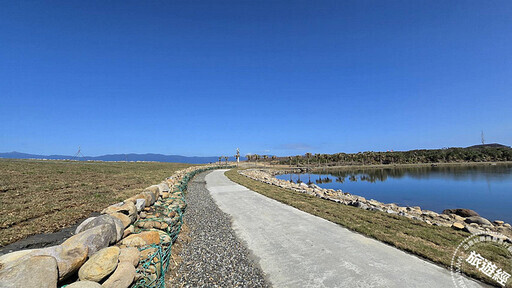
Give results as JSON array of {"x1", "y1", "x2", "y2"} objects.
[{"x1": 0, "y1": 159, "x2": 193, "y2": 246}]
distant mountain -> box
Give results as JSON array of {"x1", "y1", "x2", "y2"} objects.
[
  {"x1": 0, "y1": 151, "x2": 245, "y2": 164},
  {"x1": 466, "y1": 143, "x2": 510, "y2": 149}
]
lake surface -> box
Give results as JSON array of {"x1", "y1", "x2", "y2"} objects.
[{"x1": 275, "y1": 164, "x2": 512, "y2": 224}]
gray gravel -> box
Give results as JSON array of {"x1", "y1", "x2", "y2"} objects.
[{"x1": 173, "y1": 171, "x2": 270, "y2": 288}]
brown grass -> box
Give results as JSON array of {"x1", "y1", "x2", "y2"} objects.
[{"x1": 0, "y1": 159, "x2": 193, "y2": 246}]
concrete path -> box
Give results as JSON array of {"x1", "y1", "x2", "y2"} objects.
[{"x1": 205, "y1": 170, "x2": 485, "y2": 288}]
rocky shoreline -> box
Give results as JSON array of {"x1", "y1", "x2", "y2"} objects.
[{"x1": 239, "y1": 169, "x2": 512, "y2": 242}]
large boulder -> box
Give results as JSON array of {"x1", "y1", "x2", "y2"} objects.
[
  {"x1": 442, "y1": 208, "x2": 479, "y2": 218},
  {"x1": 349, "y1": 200, "x2": 369, "y2": 210},
  {"x1": 464, "y1": 216, "x2": 492, "y2": 226},
  {"x1": 142, "y1": 191, "x2": 156, "y2": 206},
  {"x1": 0, "y1": 242, "x2": 88, "y2": 281},
  {"x1": 65, "y1": 224, "x2": 117, "y2": 256},
  {"x1": 157, "y1": 182, "x2": 170, "y2": 193},
  {"x1": 78, "y1": 246, "x2": 120, "y2": 282},
  {"x1": 118, "y1": 247, "x2": 140, "y2": 267},
  {"x1": 75, "y1": 214, "x2": 124, "y2": 242},
  {"x1": 37, "y1": 241, "x2": 88, "y2": 280},
  {"x1": 110, "y1": 212, "x2": 132, "y2": 228},
  {"x1": 0, "y1": 249, "x2": 37, "y2": 267},
  {"x1": 101, "y1": 201, "x2": 137, "y2": 222},
  {"x1": 65, "y1": 280, "x2": 102, "y2": 287},
  {"x1": 135, "y1": 199, "x2": 146, "y2": 212},
  {"x1": 451, "y1": 222, "x2": 465, "y2": 230},
  {"x1": 101, "y1": 262, "x2": 136, "y2": 288},
  {"x1": 121, "y1": 231, "x2": 160, "y2": 247},
  {"x1": 0, "y1": 255, "x2": 58, "y2": 288}
]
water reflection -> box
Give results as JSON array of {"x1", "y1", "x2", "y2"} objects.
[
  {"x1": 311, "y1": 164, "x2": 512, "y2": 184},
  {"x1": 276, "y1": 164, "x2": 512, "y2": 223},
  {"x1": 316, "y1": 176, "x2": 332, "y2": 184}
]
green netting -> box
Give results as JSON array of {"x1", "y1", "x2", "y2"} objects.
[{"x1": 131, "y1": 165, "x2": 234, "y2": 288}]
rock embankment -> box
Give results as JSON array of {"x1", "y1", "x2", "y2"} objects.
[
  {"x1": 240, "y1": 169, "x2": 512, "y2": 242},
  {"x1": 0, "y1": 165, "x2": 220, "y2": 288}
]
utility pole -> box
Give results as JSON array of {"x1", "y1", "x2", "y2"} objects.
[{"x1": 73, "y1": 146, "x2": 84, "y2": 161}]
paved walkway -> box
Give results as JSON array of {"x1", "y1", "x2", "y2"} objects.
[{"x1": 205, "y1": 170, "x2": 484, "y2": 288}]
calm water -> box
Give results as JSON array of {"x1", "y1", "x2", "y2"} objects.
[{"x1": 276, "y1": 164, "x2": 512, "y2": 223}]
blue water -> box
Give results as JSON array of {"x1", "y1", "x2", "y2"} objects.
[{"x1": 276, "y1": 164, "x2": 512, "y2": 223}]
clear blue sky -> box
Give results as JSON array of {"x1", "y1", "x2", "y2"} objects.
[{"x1": 1, "y1": 1, "x2": 511, "y2": 157}]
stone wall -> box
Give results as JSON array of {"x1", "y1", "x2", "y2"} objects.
[
  {"x1": 0, "y1": 165, "x2": 222, "y2": 288},
  {"x1": 240, "y1": 169, "x2": 512, "y2": 242}
]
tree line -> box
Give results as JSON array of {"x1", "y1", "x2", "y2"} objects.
[{"x1": 247, "y1": 146, "x2": 512, "y2": 166}]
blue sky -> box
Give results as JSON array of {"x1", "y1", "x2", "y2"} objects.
[{"x1": 1, "y1": 1, "x2": 511, "y2": 157}]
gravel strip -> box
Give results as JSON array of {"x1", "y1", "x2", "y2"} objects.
[{"x1": 172, "y1": 171, "x2": 270, "y2": 288}]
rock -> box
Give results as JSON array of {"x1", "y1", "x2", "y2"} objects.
[
  {"x1": 65, "y1": 224, "x2": 117, "y2": 256},
  {"x1": 157, "y1": 182, "x2": 170, "y2": 193},
  {"x1": 65, "y1": 281, "x2": 102, "y2": 288},
  {"x1": 142, "y1": 191, "x2": 156, "y2": 206},
  {"x1": 451, "y1": 222, "x2": 465, "y2": 230},
  {"x1": 494, "y1": 220, "x2": 505, "y2": 225},
  {"x1": 75, "y1": 217, "x2": 96, "y2": 232},
  {"x1": 121, "y1": 235, "x2": 147, "y2": 247},
  {"x1": 102, "y1": 202, "x2": 137, "y2": 222},
  {"x1": 135, "y1": 199, "x2": 146, "y2": 212},
  {"x1": 111, "y1": 212, "x2": 132, "y2": 228},
  {"x1": 368, "y1": 199, "x2": 381, "y2": 206},
  {"x1": 349, "y1": 200, "x2": 369, "y2": 210},
  {"x1": 406, "y1": 206, "x2": 422, "y2": 213},
  {"x1": 37, "y1": 241, "x2": 88, "y2": 280},
  {"x1": 465, "y1": 216, "x2": 492, "y2": 226},
  {"x1": 151, "y1": 229, "x2": 172, "y2": 244},
  {"x1": 442, "y1": 208, "x2": 479, "y2": 218},
  {"x1": 101, "y1": 262, "x2": 136, "y2": 288},
  {"x1": 75, "y1": 214, "x2": 124, "y2": 242},
  {"x1": 433, "y1": 221, "x2": 451, "y2": 227},
  {"x1": 145, "y1": 185, "x2": 161, "y2": 198},
  {"x1": 123, "y1": 225, "x2": 135, "y2": 238},
  {"x1": 505, "y1": 223, "x2": 511, "y2": 228},
  {"x1": 450, "y1": 214, "x2": 466, "y2": 222},
  {"x1": 359, "y1": 203, "x2": 370, "y2": 210},
  {"x1": 0, "y1": 249, "x2": 38, "y2": 266},
  {"x1": 0, "y1": 241, "x2": 88, "y2": 281},
  {"x1": 126, "y1": 231, "x2": 160, "y2": 245},
  {"x1": 463, "y1": 225, "x2": 483, "y2": 234},
  {"x1": 78, "y1": 246, "x2": 120, "y2": 282},
  {"x1": 422, "y1": 210, "x2": 439, "y2": 218},
  {"x1": 139, "y1": 247, "x2": 157, "y2": 260},
  {"x1": 0, "y1": 255, "x2": 58, "y2": 288},
  {"x1": 118, "y1": 247, "x2": 140, "y2": 267},
  {"x1": 142, "y1": 273, "x2": 157, "y2": 285}
]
